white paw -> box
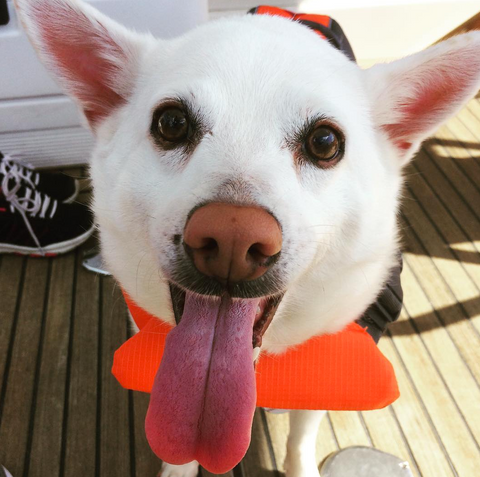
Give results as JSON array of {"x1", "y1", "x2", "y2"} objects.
[
  {"x1": 158, "y1": 460, "x2": 199, "y2": 477},
  {"x1": 284, "y1": 455, "x2": 320, "y2": 477}
]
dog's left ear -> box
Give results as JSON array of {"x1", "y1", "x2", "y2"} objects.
[
  {"x1": 14, "y1": 0, "x2": 151, "y2": 130},
  {"x1": 364, "y1": 32, "x2": 480, "y2": 164}
]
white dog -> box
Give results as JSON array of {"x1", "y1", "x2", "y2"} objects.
[{"x1": 14, "y1": 0, "x2": 480, "y2": 475}]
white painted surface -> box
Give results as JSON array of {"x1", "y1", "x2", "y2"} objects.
[{"x1": 0, "y1": 0, "x2": 477, "y2": 167}]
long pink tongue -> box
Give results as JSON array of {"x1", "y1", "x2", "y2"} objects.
[{"x1": 145, "y1": 292, "x2": 259, "y2": 474}]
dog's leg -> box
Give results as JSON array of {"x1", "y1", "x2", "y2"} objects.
[
  {"x1": 284, "y1": 410, "x2": 326, "y2": 477},
  {"x1": 158, "y1": 461, "x2": 199, "y2": 477}
]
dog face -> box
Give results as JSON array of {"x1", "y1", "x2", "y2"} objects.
[
  {"x1": 91, "y1": 15, "x2": 404, "y2": 352},
  {"x1": 15, "y1": 0, "x2": 480, "y2": 472}
]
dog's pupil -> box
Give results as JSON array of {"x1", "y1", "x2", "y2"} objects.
[
  {"x1": 308, "y1": 127, "x2": 338, "y2": 160},
  {"x1": 159, "y1": 108, "x2": 188, "y2": 140}
]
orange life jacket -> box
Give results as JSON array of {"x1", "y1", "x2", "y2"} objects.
[{"x1": 113, "y1": 292, "x2": 399, "y2": 410}]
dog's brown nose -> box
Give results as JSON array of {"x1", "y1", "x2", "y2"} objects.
[{"x1": 183, "y1": 203, "x2": 282, "y2": 282}]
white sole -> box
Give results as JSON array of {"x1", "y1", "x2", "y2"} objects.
[
  {"x1": 0, "y1": 225, "x2": 95, "y2": 256},
  {"x1": 63, "y1": 179, "x2": 81, "y2": 204}
]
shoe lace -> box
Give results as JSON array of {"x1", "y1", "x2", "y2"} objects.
[
  {"x1": 0, "y1": 153, "x2": 39, "y2": 189},
  {"x1": 1, "y1": 164, "x2": 58, "y2": 254}
]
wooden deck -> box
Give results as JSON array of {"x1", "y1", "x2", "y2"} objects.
[{"x1": 1, "y1": 98, "x2": 480, "y2": 476}]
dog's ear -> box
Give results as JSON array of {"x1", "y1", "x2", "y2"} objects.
[
  {"x1": 14, "y1": 0, "x2": 149, "y2": 130},
  {"x1": 365, "y1": 32, "x2": 480, "y2": 164}
]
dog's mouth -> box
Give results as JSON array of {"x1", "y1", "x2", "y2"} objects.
[
  {"x1": 169, "y1": 282, "x2": 283, "y2": 348},
  {"x1": 145, "y1": 284, "x2": 284, "y2": 473}
]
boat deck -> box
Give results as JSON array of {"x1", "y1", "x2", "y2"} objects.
[{"x1": 1, "y1": 97, "x2": 480, "y2": 477}]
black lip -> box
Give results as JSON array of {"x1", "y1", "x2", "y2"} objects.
[
  {"x1": 168, "y1": 254, "x2": 285, "y2": 299},
  {"x1": 252, "y1": 294, "x2": 284, "y2": 348},
  {"x1": 169, "y1": 283, "x2": 186, "y2": 325}
]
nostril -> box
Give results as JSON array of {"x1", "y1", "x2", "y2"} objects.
[
  {"x1": 248, "y1": 240, "x2": 281, "y2": 258},
  {"x1": 200, "y1": 237, "x2": 218, "y2": 252},
  {"x1": 184, "y1": 237, "x2": 219, "y2": 261},
  {"x1": 247, "y1": 243, "x2": 267, "y2": 264}
]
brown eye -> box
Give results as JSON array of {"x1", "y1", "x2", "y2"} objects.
[
  {"x1": 153, "y1": 107, "x2": 189, "y2": 143},
  {"x1": 305, "y1": 126, "x2": 342, "y2": 165}
]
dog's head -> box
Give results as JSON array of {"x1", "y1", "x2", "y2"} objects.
[{"x1": 15, "y1": 0, "x2": 480, "y2": 472}]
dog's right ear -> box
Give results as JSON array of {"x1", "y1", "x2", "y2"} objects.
[
  {"x1": 364, "y1": 32, "x2": 480, "y2": 165},
  {"x1": 14, "y1": 0, "x2": 150, "y2": 130}
]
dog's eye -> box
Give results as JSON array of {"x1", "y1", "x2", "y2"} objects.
[
  {"x1": 305, "y1": 126, "x2": 343, "y2": 166},
  {"x1": 153, "y1": 107, "x2": 189, "y2": 143}
]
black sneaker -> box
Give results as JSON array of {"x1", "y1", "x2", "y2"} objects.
[
  {"x1": 0, "y1": 152, "x2": 79, "y2": 203},
  {"x1": 0, "y1": 168, "x2": 94, "y2": 256}
]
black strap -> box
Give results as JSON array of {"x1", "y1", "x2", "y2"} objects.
[
  {"x1": 297, "y1": 18, "x2": 356, "y2": 62},
  {"x1": 356, "y1": 254, "x2": 404, "y2": 343},
  {"x1": 0, "y1": 0, "x2": 9, "y2": 26}
]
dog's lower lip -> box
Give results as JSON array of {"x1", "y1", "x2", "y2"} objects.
[
  {"x1": 169, "y1": 282, "x2": 282, "y2": 347},
  {"x1": 252, "y1": 294, "x2": 283, "y2": 348},
  {"x1": 169, "y1": 283, "x2": 186, "y2": 324}
]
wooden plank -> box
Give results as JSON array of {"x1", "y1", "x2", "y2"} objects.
[
  {"x1": 63, "y1": 251, "x2": 100, "y2": 476},
  {"x1": 457, "y1": 99, "x2": 480, "y2": 135},
  {"x1": 241, "y1": 409, "x2": 277, "y2": 477},
  {"x1": 28, "y1": 254, "x2": 75, "y2": 477},
  {"x1": 132, "y1": 391, "x2": 162, "y2": 477},
  {"x1": 0, "y1": 258, "x2": 50, "y2": 476},
  {"x1": 401, "y1": 190, "x2": 480, "y2": 335},
  {"x1": 0, "y1": 256, "x2": 25, "y2": 403},
  {"x1": 433, "y1": 124, "x2": 480, "y2": 187},
  {"x1": 421, "y1": 138, "x2": 480, "y2": 221},
  {"x1": 328, "y1": 411, "x2": 371, "y2": 449},
  {"x1": 435, "y1": 11, "x2": 480, "y2": 42},
  {"x1": 262, "y1": 410, "x2": 338, "y2": 473},
  {"x1": 393, "y1": 245, "x2": 480, "y2": 388},
  {"x1": 465, "y1": 97, "x2": 480, "y2": 124},
  {"x1": 262, "y1": 411, "x2": 289, "y2": 473},
  {"x1": 388, "y1": 300, "x2": 480, "y2": 476},
  {"x1": 410, "y1": 149, "x2": 480, "y2": 248},
  {"x1": 406, "y1": 160, "x2": 480, "y2": 267},
  {"x1": 400, "y1": 260, "x2": 480, "y2": 444},
  {"x1": 381, "y1": 335, "x2": 456, "y2": 477},
  {"x1": 361, "y1": 398, "x2": 420, "y2": 477},
  {"x1": 99, "y1": 277, "x2": 132, "y2": 476}
]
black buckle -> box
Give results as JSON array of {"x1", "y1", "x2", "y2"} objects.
[{"x1": 0, "y1": 0, "x2": 9, "y2": 26}]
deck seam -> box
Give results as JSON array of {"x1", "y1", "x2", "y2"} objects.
[
  {"x1": 22, "y1": 258, "x2": 53, "y2": 477},
  {"x1": 58, "y1": 249, "x2": 79, "y2": 477},
  {"x1": 326, "y1": 413, "x2": 340, "y2": 450},
  {"x1": 259, "y1": 408, "x2": 280, "y2": 475},
  {"x1": 387, "y1": 404, "x2": 422, "y2": 477},
  {"x1": 357, "y1": 412, "x2": 374, "y2": 447},
  {"x1": 0, "y1": 257, "x2": 27, "y2": 429},
  {"x1": 95, "y1": 277, "x2": 104, "y2": 477}
]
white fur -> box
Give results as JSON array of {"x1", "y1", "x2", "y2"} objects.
[{"x1": 14, "y1": 0, "x2": 480, "y2": 475}]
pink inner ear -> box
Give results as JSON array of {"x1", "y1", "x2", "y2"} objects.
[
  {"x1": 36, "y1": 3, "x2": 127, "y2": 126},
  {"x1": 381, "y1": 45, "x2": 480, "y2": 153},
  {"x1": 384, "y1": 75, "x2": 460, "y2": 150}
]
